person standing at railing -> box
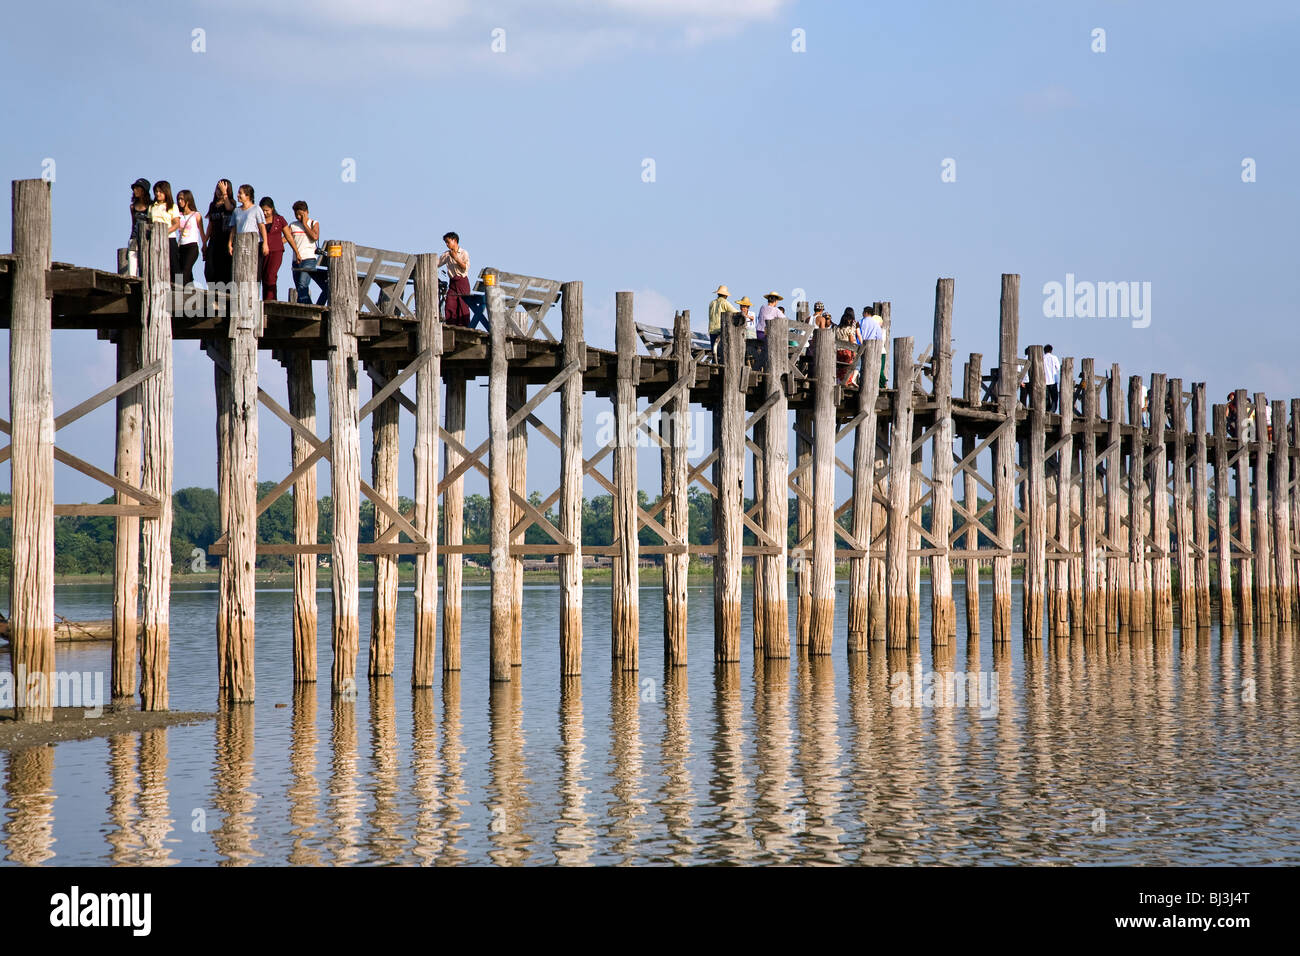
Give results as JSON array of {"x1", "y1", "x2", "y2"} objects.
[
  {"x1": 1043, "y1": 344, "x2": 1061, "y2": 412},
  {"x1": 859, "y1": 305, "x2": 886, "y2": 388},
  {"x1": 204, "y1": 179, "x2": 236, "y2": 285},
  {"x1": 149, "y1": 181, "x2": 181, "y2": 283},
  {"x1": 439, "y1": 231, "x2": 472, "y2": 326},
  {"x1": 228, "y1": 185, "x2": 269, "y2": 302},
  {"x1": 286, "y1": 201, "x2": 321, "y2": 304},
  {"x1": 756, "y1": 291, "x2": 782, "y2": 342},
  {"x1": 174, "y1": 189, "x2": 206, "y2": 288},
  {"x1": 258, "y1": 196, "x2": 290, "y2": 301},
  {"x1": 707, "y1": 284, "x2": 738, "y2": 356}
]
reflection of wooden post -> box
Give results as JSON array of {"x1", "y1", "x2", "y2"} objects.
[
  {"x1": 487, "y1": 276, "x2": 512, "y2": 681},
  {"x1": 809, "y1": 326, "x2": 837, "y2": 655},
  {"x1": 886, "y1": 337, "x2": 915, "y2": 648},
  {"x1": 1234, "y1": 388, "x2": 1254, "y2": 627},
  {"x1": 1024, "y1": 346, "x2": 1046, "y2": 643},
  {"x1": 112, "y1": 324, "x2": 142, "y2": 698},
  {"x1": 848, "y1": 337, "x2": 883, "y2": 653},
  {"x1": 139, "y1": 220, "x2": 174, "y2": 711},
  {"x1": 612, "y1": 292, "x2": 639, "y2": 669},
  {"x1": 1213, "y1": 405, "x2": 1234, "y2": 626},
  {"x1": 1253, "y1": 392, "x2": 1273, "y2": 624},
  {"x1": 714, "y1": 301, "x2": 744, "y2": 662},
  {"x1": 368, "y1": 360, "x2": 400, "y2": 677},
  {"x1": 760, "y1": 311, "x2": 790, "y2": 659},
  {"x1": 507, "y1": 373, "x2": 527, "y2": 668},
  {"x1": 1127, "y1": 376, "x2": 1147, "y2": 631},
  {"x1": 9, "y1": 179, "x2": 55, "y2": 721},
  {"x1": 412, "y1": 253, "x2": 440, "y2": 686},
  {"x1": 963, "y1": 354, "x2": 983, "y2": 642},
  {"x1": 1270, "y1": 399, "x2": 1293, "y2": 624},
  {"x1": 442, "y1": 374, "x2": 466, "y2": 671},
  {"x1": 929, "y1": 279, "x2": 955, "y2": 645},
  {"x1": 327, "y1": 241, "x2": 361, "y2": 693},
  {"x1": 1192, "y1": 385, "x2": 1212, "y2": 626},
  {"x1": 992, "y1": 275, "x2": 1019, "y2": 642},
  {"x1": 286, "y1": 351, "x2": 318, "y2": 682},
  {"x1": 1149, "y1": 374, "x2": 1172, "y2": 629},
  {"x1": 559, "y1": 282, "x2": 585, "y2": 675}
]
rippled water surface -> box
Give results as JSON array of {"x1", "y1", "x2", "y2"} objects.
[{"x1": 2, "y1": 579, "x2": 1298, "y2": 865}]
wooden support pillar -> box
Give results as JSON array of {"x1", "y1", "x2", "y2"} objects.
[
  {"x1": 612, "y1": 291, "x2": 639, "y2": 669},
  {"x1": 794, "y1": 408, "x2": 813, "y2": 647},
  {"x1": 559, "y1": 282, "x2": 585, "y2": 675},
  {"x1": 885, "y1": 336, "x2": 915, "y2": 648},
  {"x1": 761, "y1": 310, "x2": 791, "y2": 659},
  {"x1": 286, "y1": 350, "x2": 318, "y2": 682},
  {"x1": 442, "y1": 373, "x2": 466, "y2": 671},
  {"x1": 411, "y1": 252, "x2": 440, "y2": 686},
  {"x1": 848, "y1": 336, "x2": 884, "y2": 653},
  {"x1": 751, "y1": 423, "x2": 765, "y2": 655},
  {"x1": 868, "y1": 302, "x2": 890, "y2": 642},
  {"x1": 1234, "y1": 388, "x2": 1254, "y2": 627},
  {"x1": 1024, "y1": 346, "x2": 1046, "y2": 643},
  {"x1": 8, "y1": 179, "x2": 55, "y2": 721},
  {"x1": 213, "y1": 343, "x2": 231, "y2": 687},
  {"x1": 507, "y1": 374, "x2": 527, "y2": 667},
  {"x1": 908, "y1": 430, "x2": 923, "y2": 637},
  {"x1": 1169, "y1": 378, "x2": 1194, "y2": 630},
  {"x1": 1127, "y1": 376, "x2": 1147, "y2": 632},
  {"x1": 1053, "y1": 359, "x2": 1076, "y2": 637},
  {"x1": 112, "y1": 325, "x2": 142, "y2": 698},
  {"x1": 1149, "y1": 374, "x2": 1172, "y2": 629},
  {"x1": 139, "y1": 218, "x2": 174, "y2": 711},
  {"x1": 929, "y1": 278, "x2": 955, "y2": 646},
  {"x1": 1270, "y1": 399, "x2": 1293, "y2": 625},
  {"x1": 714, "y1": 298, "x2": 744, "y2": 662},
  {"x1": 808, "y1": 325, "x2": 837, "y2": 655},
  {"x1": 367, "y1": 360, "x2": 400, "y2": 677},
  {"x1": 1192, "y1": 385, "x2": 1212, "y2": 626},
  {"x1": 486, "y1": 274, "x2": 512, "y2": 681},
  {"x1": 1107, "y1": 366, "x2": 1126, "y2": 632},
  {"x1": 1292, "y1": 399, "x2": 1300, "y2": 623},
  {"x1": 1213, "y1": 404, "x2": 1234, "y2": 625},
  {"x1": 963, "y1": 354, "x2": 983, "y2": 642},
  {"x1": 326, "y1": 241, "x2": 361, "y2": 693},
  {"x1": 992, "y1": 275, "x2": 1019, "y2": 641},
  {"x1": 1080, "y1": 359, "x2": 1100, "y2": 638},
  {"x1": 1253, "y1": 391, "x2": 1273, "y2": 624}
]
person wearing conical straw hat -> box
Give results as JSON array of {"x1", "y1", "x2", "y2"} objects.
[
  {"x1": 708, "y1": 283, "x2": 739, "y2": 354},
  {"x1": 755, "y1": 291, "x2": 783, "y2": 342}
]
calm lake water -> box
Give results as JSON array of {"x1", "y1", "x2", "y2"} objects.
[{"x1": 2, "y1": 578, "x2": 1298, "y2": 865}]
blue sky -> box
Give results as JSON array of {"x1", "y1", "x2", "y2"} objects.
[{"x1": 2, "y1": 0, "x2": 1297, "y2": 504}]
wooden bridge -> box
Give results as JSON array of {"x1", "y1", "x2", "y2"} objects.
[{"x1": 2, "y1": 179, "x2": 1296, "y2": 720}]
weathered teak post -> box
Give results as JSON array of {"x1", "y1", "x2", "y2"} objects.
[
  {"x1": 1127, "y1": 375, "x2": 1147, "y2": 631},
  {"x1": 225, "y1": 232, "x2": 260, "y2": 701},
  {"x1": 139, "y1": 219, "x2": 174, "y2": 710},
  {"x1": 1107, "y1": 366, "x2": 1127, "y2": 632},
  {"x1": 9, "y1": 179, "x2": 55, "y2": 721},
  {"x1": 992, "y1": 275, "x2": 1019, "y2": 641},
  {"x1": 1080, "y1": 358, "x2": 1100, "y2": 639},
  {"x1": 1253, "y1": 392, "x2": 1273, "y2": 624},
  {"x1": 885, "y1": 336, "x2": 915, "y2": 648},
  {"x1": 1213, "y1": 404, "x2": 1233, "y2": 625},
  {"x1": 808, "y1": 325, "x2": 837, "y2": 655},
  {"x1": 327, "y1": 241, "x2": 361, "y2": 693},
  {"x1": 1024, "y1": 346, "x2": 1046, "y2": 643},
  {"x1": 1149, "y1": 374, "x2": 1172, "y2": 629},
  {"x1": 1192, "y1": 384, "x2": 1211, "y2": 626},
  {"x1": 661, "y1": 309, "x2": 689, "y2": 667},
  {"x1": 1169, "y1": 378, "x2": 1194, "y2": 630},
  {"x1": 1051, "y1": 357, "x2": 1075, "y2": 636},
  {"x1": 214, "y1": 342, "x2": 231, "y2": 686},
  {"x1": 612, "y1": 291, "x2": 639, "y2": 669},
  {"x1": 559, "y1": 281, "x2": 585, "y2": 674},
  {"x1": 752, "y1": 409, "x2": 766, "y2": 656},
  {"x1": 1233, "y1": 388, "x2": 1254, "y2": 626},
  {"x1": 794, "y1": 302, "x2": 813, "y2": 647},
  {"x1": 486, "y1": 273, "x2": 512, "y2": 681},
  {"x1": 868, "y1": 302, "x2": 891, "y2": 642},
  {"x1": 714, "y1": 300, "x2": 744, "y2": 662},
  {"x1": 760, "y1": 310, "x2": 791, "y2": 659},
  {"x1": 963, "y1": 354, "x2": 983, "y2": 642},
  {"x1": 1270, "y1": 399, "x2": 1293, "y2": 624},
  {"x1": 1292, "y1": 399, "x2": 1300, "y2": 623},
  {"x1": 285, "y1": 350, "x2": 318, "y2": 682},
  {"x1": 507, "y1": 372, "x2": 527, "y2": 667},
  {"x1": 412, "y1": 253, "x2": 440, "y2": 685},
  {"x1": 848, "y1": 336, "x2": 883, "y2": 653},
  {"x1": 929, "y1": 278, "x2": 955, "y2": 645},
  {"x1": 112, "y1": 323, "x2": 142, "y2": 698},
  {"x1": 442, "y1": 372, "x2": 466, "y2": 671},
  {"x1": 368, "y1": 360, "x2": 400, "y2": 677}
]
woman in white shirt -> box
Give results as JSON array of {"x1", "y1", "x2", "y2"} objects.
[{"x1": 174, "y1": 189, "x2": 206, "y2": 288}]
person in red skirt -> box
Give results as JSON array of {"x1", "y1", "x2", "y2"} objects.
[
  {"x1": 258, "y1": 196, "x2": 291, "y2": 301},
  {"x1": 438, "y1": 231, "x2": 471, "y2": 326}
]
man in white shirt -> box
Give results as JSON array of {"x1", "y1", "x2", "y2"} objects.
[{"x1": 1043, "y1": 344, "x2": 1062, "y2": 412}]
